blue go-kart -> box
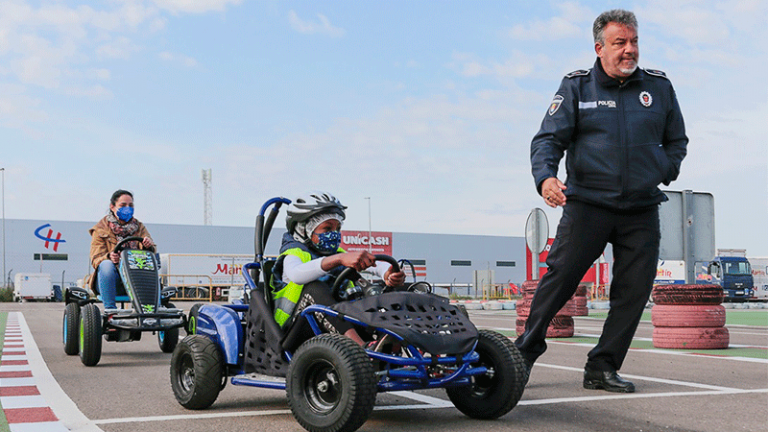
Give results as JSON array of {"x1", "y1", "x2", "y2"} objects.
[
  {"x1": 63, "y1": 236, "x2": 186, "y2": 366},
  {"x1": 170, "y1": 198, "x2": 527, "y2": 432}
]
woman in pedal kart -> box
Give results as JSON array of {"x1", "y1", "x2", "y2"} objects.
[
  {"x1": 271, "y1": 191, "x2": 405, "y2": 345},
  {"x1": 88, "y1": 189, "x2": 155, "y2": 309}
]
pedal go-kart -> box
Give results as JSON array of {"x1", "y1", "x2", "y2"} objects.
[
  {"x1": 170, "y1": 197, "x2": 528, "y2": 432},
  {"x1": 63, "y1": 236, "x2": 186, "y2": 366}
]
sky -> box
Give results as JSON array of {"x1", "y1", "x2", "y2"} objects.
[{"x1": 1, "y1": 0, "x2": 767, "y2": 256}]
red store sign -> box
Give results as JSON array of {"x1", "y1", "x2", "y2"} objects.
[{"x1": 341, "y1": 230, "x2": 393, "y2": 256}]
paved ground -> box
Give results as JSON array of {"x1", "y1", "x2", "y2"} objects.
[{"x1": 0, "y1": 302, "x2": 766, "y2": 432}]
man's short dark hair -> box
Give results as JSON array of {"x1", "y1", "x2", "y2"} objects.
[{"x1": 593, "y1": 9, "x2": 638, "y2": 45}]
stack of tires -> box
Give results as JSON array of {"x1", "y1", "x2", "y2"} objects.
[
  {"x1": 651, "y1": 284, "x2": 729, "y2": 349},
  {"x1": 516, "y1": 280, "x2": 574, "y2": 338}
]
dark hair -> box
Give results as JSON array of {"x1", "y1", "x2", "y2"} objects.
[
  {"x1": 593, "y1": 9, "x2": 638, "y2": 45},
  {"x1": 110, "y1": 189, "x2": 133, "y2": 206}
]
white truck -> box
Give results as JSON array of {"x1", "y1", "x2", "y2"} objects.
[
  {"x1": 749, "y1": 257, "x2": 768, "y2": 300},
  {"x1": 158, "y1": 254, "x2": 255, "y2": 300},
  {"x1": 14, "y1": 273, "x2": 52, "y2": 302}
]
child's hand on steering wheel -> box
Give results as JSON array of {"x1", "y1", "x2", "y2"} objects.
[
  {"x1": 336, "y1": 251, "x2": 376, "y2": 271},
  {"x1": 384, "y1": 268, "x2": 406, "y2": 287}
]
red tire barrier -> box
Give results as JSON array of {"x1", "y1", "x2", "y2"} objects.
[
  {"x1": 652, "y1": 326, "x2": 729, "y2": 349},
  {"x1": 652, "y1": 284, "x2": 723, "y2": 305},
  {"x1": 515, "y1": 316, "x2": 574, "y2": 338},
  {"x1": 522, "y1": 280, "x2": 539, "y2": 292},
  {"x1": 575, "y1": 285, "x2": 588, "y2": 297},
  {"x1": 651, "y1": 305, "x2": 726, "y2": 328}
]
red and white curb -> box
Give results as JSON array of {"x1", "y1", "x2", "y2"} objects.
[{"x1": 1, "y1": 312, "x2": 101, "y2": 432}]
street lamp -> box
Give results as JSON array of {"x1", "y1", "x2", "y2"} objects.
[
  {"x1": 364, "y1": 197, "x2": 372, "y2": 253},
  {"x1": 1, "y1": 167, "x2": 5, "y2": 289}
]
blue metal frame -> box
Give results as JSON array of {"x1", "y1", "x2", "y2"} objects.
[{"x1": 190, "y1": 196, "x2": 487, "y2": 393}]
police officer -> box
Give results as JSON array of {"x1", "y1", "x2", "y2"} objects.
[{"x1": 516, "y1": 9, "x2": 688, "y2": 393}]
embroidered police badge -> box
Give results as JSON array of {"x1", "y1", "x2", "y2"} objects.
[
  {"x1": 639, "y1": 91, "x2": 652, "y2": 107},
  {"x1": 548, "y1": 95, "x2": 564, "y2": 116}
]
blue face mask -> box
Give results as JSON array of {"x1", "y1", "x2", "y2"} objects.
[
  {"x1": 116, "y1": 206, "x2": 134, "y2": 222},
  {"x1": 314, "y1": 231, "x2": 341, "y2": 253}
]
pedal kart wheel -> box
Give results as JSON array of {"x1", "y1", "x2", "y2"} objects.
[
  {"x1": 158, "y1": 302, "x2": 180, "y2": 353},
  {"x1": 170, "y1": 335, "x2": 223, "y2": 410},
  {"x1": 63, "y1": 302, "x2": 80, "y2": 355},
  {"x1": 446, "y1": 330, "x2": 527, "y2": 419},
  {"x1": 287, "y1": 334, "x2": 376, "y2": 432},
  {"x1": 79, "y1": 304, "x2": 102, "y2": 366}
]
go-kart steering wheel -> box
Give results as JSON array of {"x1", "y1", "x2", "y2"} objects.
[
  {"x1": 330, "y1": 254, "x2": 400, "y2": 301},
  {"x1": 112, "y1": 236, "x2": 147, "y2": 254}
]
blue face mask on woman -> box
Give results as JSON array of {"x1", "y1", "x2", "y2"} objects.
[
  {"x1": 314, "y1": 230, "x2": 341, "y2": 253},
  {"x1": 116, "y1": 206, "x2": 134, "y2": 222}
]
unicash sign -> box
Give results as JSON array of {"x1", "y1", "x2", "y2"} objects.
[{"x1": 341, "y1": 231, "x2": 392, "y2": 255}]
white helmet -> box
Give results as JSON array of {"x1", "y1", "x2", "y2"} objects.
[{"x1": 286, "y1": 191, "x2": 347, "y2": 241}]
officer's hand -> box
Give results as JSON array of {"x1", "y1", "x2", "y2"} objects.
[
  {"x1": 541, "y1": 177, "x2": 567, "y2": 208},
  {"x1": 384, "y1": 267, "x2": 406, "y2": 287},
  {"x1": 337, "y1": 251, "x2": 376, "y2": 271}
]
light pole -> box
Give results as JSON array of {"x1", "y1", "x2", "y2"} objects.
[
  {"x1": 1, "y1": 167, "x2": 5, "y2": 289},
  {"x1": 364, "y1": 197, "x2": 372, "y2": 253}
]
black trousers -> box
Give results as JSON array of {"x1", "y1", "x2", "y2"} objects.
[{"x1": 515, "y1": 200, "x2": 660, "y2": 372}]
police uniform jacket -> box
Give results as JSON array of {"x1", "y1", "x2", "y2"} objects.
[{"x1": 531, "y1": 58, "x2": 688, "y2": 210}]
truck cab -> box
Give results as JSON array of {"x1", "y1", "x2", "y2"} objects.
[{"x1": 696, "y1": 256, "x2": 754, "y2": 302}]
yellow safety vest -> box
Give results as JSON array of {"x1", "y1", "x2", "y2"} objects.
[{"x1": 271, "y1": 246, "x2": 348, "y2": 327}]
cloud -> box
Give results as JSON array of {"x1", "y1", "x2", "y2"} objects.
[
  {"x1": 151, "y1": 0, "x2": 243, "y2": 14},
  {"x1": 506, "y1": 2, "x2": 592, "y2": 42},
  {"x1": 288, "y1": 10, "x2": 345, "y2": 38},
  {"x1": 158, "y1": 51, "x2": 198, "y2": 67}
]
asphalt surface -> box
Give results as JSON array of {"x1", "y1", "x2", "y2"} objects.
[{"x1": 3, "y1": 302, "x2": 767, "y2": 432}]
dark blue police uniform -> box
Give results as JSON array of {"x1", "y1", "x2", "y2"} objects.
[{"x1": 516, "y1": 58, "x2": 688, "y2": 373}]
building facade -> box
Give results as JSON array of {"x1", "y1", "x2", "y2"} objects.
[{"x1": 1, "y1": 219, "x2": 527, "y2": 294}]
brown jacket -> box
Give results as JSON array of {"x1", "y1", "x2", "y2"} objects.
[{"x1": 87, "y1": 216, "x2": 154, "y2": 292}]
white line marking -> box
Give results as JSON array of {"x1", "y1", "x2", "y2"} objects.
[
  {"x1": 0, "y1": 395, "x2": 49, "y2": 409},
  {"x1": 0, "y1": 356, "x2": 29, "y2": 362},
  {"x1": 389, "y1": 391, "x2": 454, "y2": 407},
  {"x1": 517, "y1": 388, "x2": 768, "y2": 406},
  {"x1": 0, "y1": 365, "x2": 31, "y2": 372},
  {"x1": 15, "y1": 312, "x2": 104, "y2": 432},
  {"x1": 10, "y1": 421, "x2": 70, "y2": 432},
  {"x1": 533, "y1": 363, "x2": 740, "y2": 391},
  {"x1": 0, "y1": 377, "x2": 36, "y2": 387}
]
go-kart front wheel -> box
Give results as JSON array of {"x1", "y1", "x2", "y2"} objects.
[
  {"x1": 79, "y1": 304, "x2": 102, "y2": 366},
  {"x1": 446, "y1": 329, "x2": 527, "y2": 419},
  {"x1": 63, "y1": 302, "x2": 80, "y2": 355},
  {"x1": 287, "y1": 334, "x2": 377, "y2": 432},
  {"x1": 170, "y1": 335, "x2": 223, "y2": 410}
]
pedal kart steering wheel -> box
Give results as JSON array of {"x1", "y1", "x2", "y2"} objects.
[
  {"x1": 330, "y1": 254, "x2": 400, "y2": 301},
  {"x1": 113, "y1": 236, "x2": 147, "y2": 254}
]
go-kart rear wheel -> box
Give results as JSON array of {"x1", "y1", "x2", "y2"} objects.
[
  {"x1": 79, "y1": 304, "x2": 102, "y2": 366},
  {"x1": 158, "y1": 302, "x2": 180, "y2": 353},
  {"x1": 287, "y1": 334, "x2": 377, "y2": 432},
  {"x1": 170, "y1": 335, "x2": 223, "y2": 410},
  {"x1": 63, "y1": 302, "x2": 80, "y2": 355},
  {"x1": 446, "y1": 329, "x2": 527, "y2": 419}
]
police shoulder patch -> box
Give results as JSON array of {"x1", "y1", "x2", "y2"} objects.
[
  {"x1": 565, "y1": 69, "x2": 590, "y2": 79},
  {"x1": 644, "y1": 68, "x2": 668, "y2": 79}
]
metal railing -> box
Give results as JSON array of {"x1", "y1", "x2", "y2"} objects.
[{"x1": 161, "y1": 274, "x2": 214, "y2": 302}]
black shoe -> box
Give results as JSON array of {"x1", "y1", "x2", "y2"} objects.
[{"x1": 583, "y1": 369, "x2": 635, "y2": 393}]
